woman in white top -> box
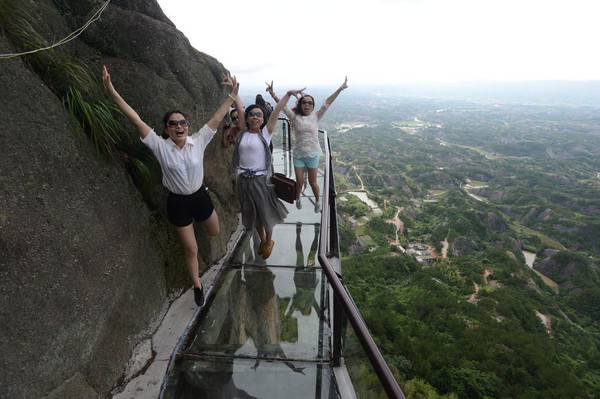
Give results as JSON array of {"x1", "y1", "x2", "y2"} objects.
[
  {"x1": 266, "y1": 78, "x2": 348, "y2": 213},
  {"x1": 230, "y1": 90, "x2": 301, "y2": 259},
  {"x1": 102, "y1": 66, "x2": 243, "y2": 307}
]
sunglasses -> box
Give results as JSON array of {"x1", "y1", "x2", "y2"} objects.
[
  {"x1": 231, "y1": 116, "x2": 238, "y2": 121},
  {"x1": 248, "y1": 111, "x2": 263, "y2": 117},
  {"x1": 167, "y1": 119, "x2": 188, "y2": 127},
  {"x1": 301, "y1": 100, "x2": 314, "y2": 106}
]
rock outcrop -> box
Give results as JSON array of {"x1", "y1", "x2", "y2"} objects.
[{"x1": 0, "y1": 0, "x2": 237, "y2": 397}]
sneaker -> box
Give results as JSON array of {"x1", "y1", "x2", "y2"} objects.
[
  {"x1": 193, "y1": 286, "x2": 205, "y2": 307},
  {"x1": 314, "y1": 201, "x2": 322, "y2": 213},
  {"x1": 296, "y1": 199, "x2": 302, "y2": 209},
  {"x1": 261, "y1": 240, "x2": 275, "y2": 259}
]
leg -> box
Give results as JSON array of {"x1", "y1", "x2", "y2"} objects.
[
  {"x1": 294, "y1": 166, "x2": 306, "y2": 200},
  {"x1": 261, "y1": 229, "x2": 275, "y2": 259},
  {"x1": 307, "y1": 167, "x2": 320, "y2": 202},
  {"x1": 175, "y1": 223, "x2": 201, "y2": 288},
  {"x1": 201, "y1": 210, "x2": 220, "y2": 236},
  {"x1": 256, "y1": 225, "x2": 267, "y2": 245}
]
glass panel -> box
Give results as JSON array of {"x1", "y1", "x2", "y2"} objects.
[
  {"x1": 182, "y1": 265, "x2": 329, "y2": 361},
  {"x1": 162, "y1": 356, "x2": 341, "y2": 399},
  {"x1": 231, "y1": 223, "x2": 321, "y2": 268},
  {"x1": 343, "y1": 327, "x2": 390, "y2": 399}
]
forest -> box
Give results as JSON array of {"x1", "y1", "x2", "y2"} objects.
[{"x1": 322, "y1": 92, "x2": 600, "y2": 398}]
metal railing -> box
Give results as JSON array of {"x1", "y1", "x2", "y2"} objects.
[{"x1": 317, "y1": 130, "x2": 406, "y2": 399}]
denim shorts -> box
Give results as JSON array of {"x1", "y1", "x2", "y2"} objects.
[{"x1": 293, "y1": 155, "x2": 319, "y2": 169}]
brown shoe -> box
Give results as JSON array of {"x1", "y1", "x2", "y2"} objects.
[
  {"x1": 261, "y1": 240, "x2": 275, "y2": 259},
  {"x1": 257, "y1": 241, "x2": 266, "y2": 255}
]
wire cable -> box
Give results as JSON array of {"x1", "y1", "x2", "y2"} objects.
[{"x1": 0, "y1": 0, "x2": 111, "y2": 59}]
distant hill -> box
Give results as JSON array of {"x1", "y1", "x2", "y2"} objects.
[{"x1": 353, "y1": 80, "x2": 600, "y2": 107}]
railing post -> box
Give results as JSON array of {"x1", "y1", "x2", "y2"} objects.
[{"x1": 332, "y1": 291, "x2": 344, "y2": 367}]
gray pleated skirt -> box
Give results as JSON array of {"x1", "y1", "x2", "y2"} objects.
[{"x1": 236, "y1": 174, "x2": 288, "y2": 232}]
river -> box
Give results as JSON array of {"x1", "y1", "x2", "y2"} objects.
[
  {"x1": 347, "y1": 191, "x2": 383, "y2": 214},
  {"x1": 522, "y1": 250, "x2": 536, "y2": 268}
]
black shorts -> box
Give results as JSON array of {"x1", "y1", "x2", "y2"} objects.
[{"x1": 167, "y1": 186, "x2": 215, "y2": 227}]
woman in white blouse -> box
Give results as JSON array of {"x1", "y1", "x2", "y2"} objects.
[
  {"x1": 266, "y1": 77, "x2": 348, "y2": 213},
  {"x1": 102, "y1": 66, "x2": 243, "y2": 307}
]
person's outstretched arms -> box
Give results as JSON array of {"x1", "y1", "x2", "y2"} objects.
[
  {"x1": 324, "y1": 76, "x2": 348, "y2": 106},
  {"x1": 266, "y1": 87, "x2": 305, "y2": 134},
  {"x1": 102, "y1": 65, "x2": 152, "y2": 138},
  {"x1": 267, "y1": 81, "x2": 304, "y2": 102},
  {"x1": 207, "y1": 72, "x2": 243, "y2": 131}
]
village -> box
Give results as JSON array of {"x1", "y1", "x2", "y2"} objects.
[{"x1": 338, "y1": 191, "x2": 437, "y2": 265}]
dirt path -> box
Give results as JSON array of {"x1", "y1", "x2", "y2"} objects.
[
  {"x1": 353, "y1": 166, "x2": 365, "y2": 190},
  {"x1": 468, "y1": 268, "x2": 494, "y2": 302},
  {"x1": 386, "y1": 206, "x2": 404, "y2": 243},
  {"x1": 441, "y1": 237, "x2": 449, "y2": 258},
  {"x1": 385, "y1": 206, "x2": 406, "y2": 252}
]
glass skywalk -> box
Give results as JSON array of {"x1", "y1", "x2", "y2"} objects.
[{"x1": 161, "y1": 138, "x2": 342, "y2": 398}]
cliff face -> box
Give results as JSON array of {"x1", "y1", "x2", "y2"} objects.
[{"x1": 0, "y1": 0, "x2": 238, "y2": 397}]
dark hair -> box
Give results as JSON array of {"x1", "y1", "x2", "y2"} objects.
[
  {"x1": 244, "y1": 104, "x2": 267, "y2": 129},
  {"x1": 292, "y1": 94, "x2": 315, "y2": 116},
  {"x1": 255, "y1": 94, "x2": 266, "y2": 107},
  {"x1": 162, "y1": 110, "x2": 188, "y2": 139},
  {"x1": 229, "y1": 108, "x2": 238, "y2": 118}
]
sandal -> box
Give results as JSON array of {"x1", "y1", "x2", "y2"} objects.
[
  {"x1": 257, "y1": 241, "x2": 266, "y2": 255},
  {"x1": 261, "y1": 240, "x2": 275, "y2": 259}
]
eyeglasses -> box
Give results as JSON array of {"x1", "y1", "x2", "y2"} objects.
[
  {"x1": 248, "y1": 111, "x2": 263, "y2": 117},
  {"x1": 301, "y1": 100, "x2": 314, "y2": 106},
  {"x1": 167, "y1": 119, "x2": 188, "y2": 127}
]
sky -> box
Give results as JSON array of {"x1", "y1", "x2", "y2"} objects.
[{"x1": 157, "y1": 0, "x2": 600, "y2": 90}]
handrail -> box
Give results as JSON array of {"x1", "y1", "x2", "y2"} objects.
[{"x1": 317, "y1": 130, "x2": 406, "y2": 399}]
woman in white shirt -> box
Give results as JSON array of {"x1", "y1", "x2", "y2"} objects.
[
  {"x1": 230, "y1": 90, "x2": 302, "y2": 259},
  {"x1": 102, "y1": 66, "x2": 243, "y2": 307},
  {"x1": 266, "y1": 78, "x2": 348, "y2": 213}
]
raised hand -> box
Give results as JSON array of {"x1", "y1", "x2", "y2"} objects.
[
  {"x1": 102, "y1": 65, "x2": 117, "y2": 97},
  {"x1": 340, "y1": 76, "x2": 348, "y2": 90},
  {"x1": 265, "y1": 81, "x2": 274, "y2": 95},
  {"x1": 221, "y1": 72, "x2": 234, "y2": 88},
  {"x1": 287, "y1": 87, "x2": 307, "y2": 98}
]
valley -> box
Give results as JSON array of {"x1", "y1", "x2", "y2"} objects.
[{"x1": 320, "y1": 90, "x2": 600, "y2": 398}]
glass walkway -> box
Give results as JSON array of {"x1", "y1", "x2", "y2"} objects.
[{"x1": 159, "y1": 124, "x2": 405, "y2": 399}]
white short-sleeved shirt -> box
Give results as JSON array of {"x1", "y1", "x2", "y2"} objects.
[
  {"x1": 141, "y1": 124, "x2": 216, "y2": 195},
  {"x1": 237, "y1": 126, "x2": 272, "y2": 175},
  {"x1": 283, "y1": 103, "x2": 329, "y2": 158}
]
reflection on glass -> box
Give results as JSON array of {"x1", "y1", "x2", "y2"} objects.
[
  {"x1": 163, "y1": 219, "x2": 339, "y2": 397},
  {"x1": 163, "y1": 357, "x2": 339, "y2": 398}
]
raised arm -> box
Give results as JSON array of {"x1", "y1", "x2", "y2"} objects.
[
  {"x1": 266, "y1": 87, "x2": 305, "y2": 133},
  {"x1": 102, "y1": 65, "x2": 152, "y2": 138},
  {"x1": 265, "y1": 81, "x2": 281, "y2": 103},
  {"x1": 207, "y1": 72, "x2": 243, "y2": 131},
  {"x1": 266, "y1": 81, "x2": 303, "y2": 103},
  {"x1": 323, "y1": 76, "x2": 348, "y2": 106}
]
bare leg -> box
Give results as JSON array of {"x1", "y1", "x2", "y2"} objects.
[
  {"x1": 256, "y1": 225, "x2": 267, "y2": 245},
  {"x1": 265, "y1": 229, "x2": 273, "y2": 243},
  {"x1": 294, "y1": 166, "x2": 306, "y2": 200},
  {"x1": 201, "y1": 210, "x2": 220, "y2": 236},
  {"x1": 307, "y1": 167, "x2": 320, "y2": 202},
  {"x1": 175, "y1": 223, "x2": 201, "y2": 288}
]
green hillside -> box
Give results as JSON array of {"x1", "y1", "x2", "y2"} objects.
[{"x1": 326, "y1": 94, "x2": 600, "y2": 398}]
